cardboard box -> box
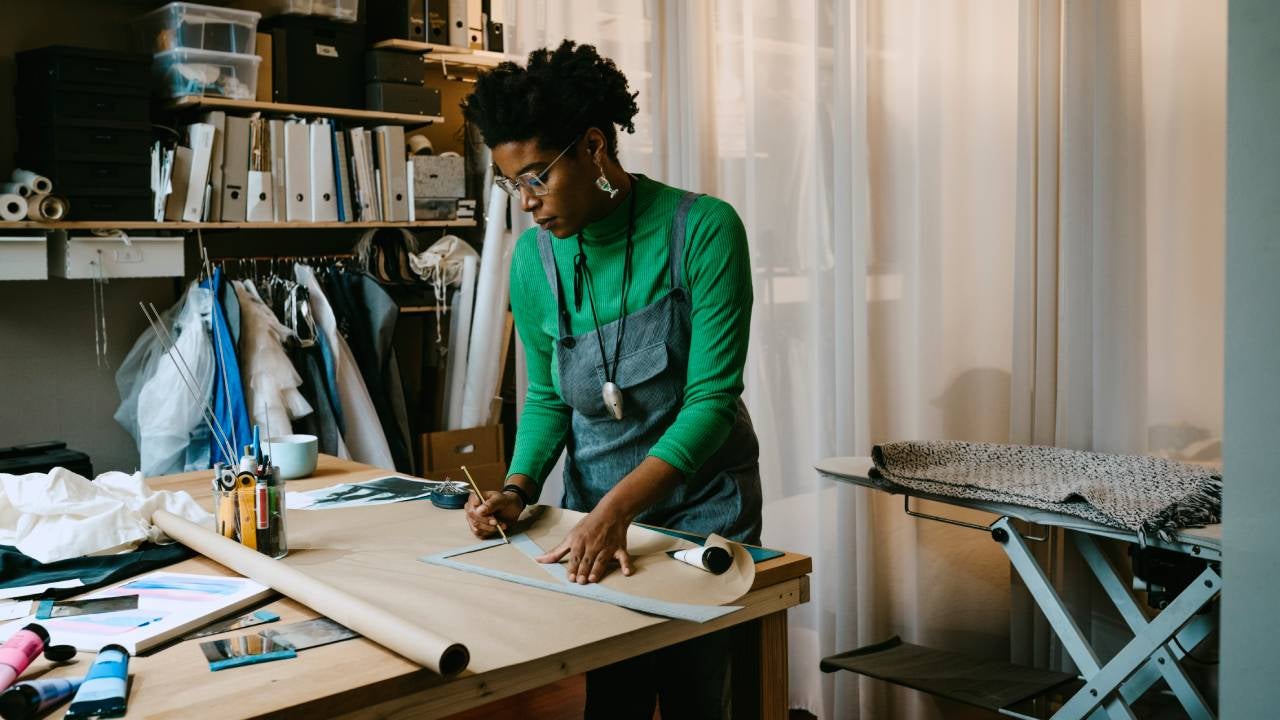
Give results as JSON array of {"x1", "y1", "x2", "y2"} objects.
[
  {"x1": 427, "y1": 462, "x2": 507, "y2": 492},
  {"x1": 413, "y1": 154, "x2": 465, "y2": 198},
  {"x1": 422, "y1": 424, "x2": 504, "y2": 470}
]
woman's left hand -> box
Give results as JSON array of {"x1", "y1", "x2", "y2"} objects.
[{"x1": 536, "y1": 507, "x2": 635, "y2": 584}]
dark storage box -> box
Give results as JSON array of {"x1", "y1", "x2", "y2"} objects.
[
  {"x1": 15, "y1": 83, "x2": 150, "y2": 126},
  {"x1": 269, "y1": 15, "x2": 365, "y2": 109},
  {"x1": 0, "y1": 441, "x2": 93, "y2": 478},
  {"x1": 16, "y1": 46, "x2": 151, "y2": 90},
  {"x1": 364, "y1": 49, "x2": 424, "y2": 84},
  {"x1": 366, "y1": 82, "x2": 441, "y2": 115},
  {"x1": 18, "y1": 121, "x2": 152, "y2": 159},
  {"x1": 62, "y1": 190, "x2": 154, "y2": 221},
  {"x1": 366, "y1": 0, "x2": 425, "y2": 43}
]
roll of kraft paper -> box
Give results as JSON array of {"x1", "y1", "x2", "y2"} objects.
[
  {"x1": 1, "y1": 182, "x2": 32, "y2": 198},
  {"x1": 10, "y1": 169, "x2": 51, "y2": 195},
  {"x1": 26, "y1": 194, "x2": 68, "y2": 222},
  {"x1": 152, "y1": 510, "x2": 470, "y2": 677},
  {"x1": 1, "y1": 193, "x2": 28, "y2": 222}
]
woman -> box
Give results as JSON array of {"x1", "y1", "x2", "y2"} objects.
[{"x1": 461, "y1": 41, "x2": 761, "y2": 718}]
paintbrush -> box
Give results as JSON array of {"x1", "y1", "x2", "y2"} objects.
[{"x1": 461, "y1": 465, "x2": 508, "y2": 544}]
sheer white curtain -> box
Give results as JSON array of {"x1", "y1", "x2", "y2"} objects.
[{"x1": 507, "y1": 1, "x2": 1224, "y2": 717}]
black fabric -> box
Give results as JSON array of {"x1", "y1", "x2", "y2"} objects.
[
  {"x1": 0, "y1": 542, "x2": 192, "y2": 599},
  {"x1": 584, "y1": 628, "x2": 733, "y2": 720},
  {"x1": 322, "y1": 269, "x2": 413, "y2": 472},
  {"x1": 287, "y1": 339, "x2": 344, "y2": 457},
  {"x1": 820, "y1": 636, "x2": 1076, "y2": 711}
]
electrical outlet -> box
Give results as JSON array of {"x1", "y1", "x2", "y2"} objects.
[{"x1": 114, "y1": 247, "x2": 142, "y2": 263}]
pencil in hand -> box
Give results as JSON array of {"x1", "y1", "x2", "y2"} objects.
[{"x1": 462, "y1": 465, "x2": 509, "y2": 544}]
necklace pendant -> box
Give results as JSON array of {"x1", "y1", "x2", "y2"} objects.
[{"x1": 602, "y1": 381, "x2": 624, "y2": 420}]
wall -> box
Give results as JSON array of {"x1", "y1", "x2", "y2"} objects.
[
  {"x1": 0, "y1": 0, "x2": 176, "y2": 473},
  {"x1": 1221, "y1": 0, "x2": 1280, "y2": 713}
]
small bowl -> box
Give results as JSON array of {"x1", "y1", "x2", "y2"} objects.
[{"x1": 266, "y1": 434, "x2": 318, "y2": 480}]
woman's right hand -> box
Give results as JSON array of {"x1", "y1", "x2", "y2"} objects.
[{"x1": 464, "y1": 490, "x2": 524, "y2": 538}]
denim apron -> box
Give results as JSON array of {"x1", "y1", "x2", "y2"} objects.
[{"x1": 537, "y1": 192, "x2": 763, "y2": 544}]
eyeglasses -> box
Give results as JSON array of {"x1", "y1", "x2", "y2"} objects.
[{"x1": 493, "y1": 136, "x2": 580, "y2": 199}]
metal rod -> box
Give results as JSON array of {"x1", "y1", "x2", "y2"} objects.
[{"x1": 902, "y1": 496, "x2": 1046, "y2": 541}]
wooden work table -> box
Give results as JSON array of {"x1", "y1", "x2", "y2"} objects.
[{"x1": 26, "y1": 456, "x2": 811, "y2": 719}]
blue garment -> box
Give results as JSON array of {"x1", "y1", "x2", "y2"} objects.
[{"x1": 201, "y1": 268, "x2": 253, "y2": 467}]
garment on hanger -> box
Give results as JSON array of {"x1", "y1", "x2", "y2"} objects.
[
  {"x1": 296, "y1": 264, "x2": 395, "y2": 469},
  {"x1": 321, "y1": 269, "x2": 414, "y2": 472},
  {"x1": 232, "y1": 280, "x2": 313, "y2": 437},
  {"x1": 288, "y1": 334, "x2": 349, "y2": 459},
  {"x1": 200, "y1": 268, "x2": 252, "y2": 466},
  {"x1": 133, "y1": 284, "x2": 215, "y2": 476}
]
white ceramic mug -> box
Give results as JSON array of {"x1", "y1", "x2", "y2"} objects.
[{"x1": 266, "y1": 434, "x2": 319, "y2": 480}]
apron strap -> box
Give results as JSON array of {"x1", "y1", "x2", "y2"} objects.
[
  {"x1": 536, "y1": 228, "x2": 573, "y2": 340},
  {"x1": 668, "y1": 192, "x2": 703, "y2": 291}
]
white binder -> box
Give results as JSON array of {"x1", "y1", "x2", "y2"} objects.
[
  {"x1": 182, "y1": 123, "x2": 216, "y2": 222},
  {"x1": 220, "y1": 115, "x2": 250, "y2": 222},
  {"x1": 375, "y1": 125, "x2": 409, "y2": 222},
  {"x1": 448, "y1": 0, "x2": 469, "y2": 47},
  {"x1": 309, "y1": 119, "x2": 339, "y2": 222},
  {"x1": 284, "y1": 119, "x2": 312, "y2": 222}
]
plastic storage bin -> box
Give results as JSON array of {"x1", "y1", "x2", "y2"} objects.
[
  {"x1": 313, "y1": 0, "x2": 358, "y2": 22},
  {"x1": 153, "y1": 48, "x2": 261, "y2": 99},
  {"x1": 134, "y1": 2, "x2": 260, "y2": 55}
]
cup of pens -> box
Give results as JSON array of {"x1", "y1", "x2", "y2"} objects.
[{"x1": 213, "y1": 440, "x2": 288, "y2": 559}]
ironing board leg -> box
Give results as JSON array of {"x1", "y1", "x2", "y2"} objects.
[
  {"x1": 1054, "y1": 563, "x2": 1220, "y2": 719},
  {"x1": 1072, "y1": 534, "x2": 1216, "y2": 720},
  {"x1": 991, "y1": 518, "x2": 1137, "y2": 720}
]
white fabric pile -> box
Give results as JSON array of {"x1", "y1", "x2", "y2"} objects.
[{"x1": 0, "y1": 468, "x2": 211, "y2": 563}]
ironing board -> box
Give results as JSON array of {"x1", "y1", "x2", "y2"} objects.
[{"x1": 817, "y1": 456, "x2": 1220, "y2": 720}]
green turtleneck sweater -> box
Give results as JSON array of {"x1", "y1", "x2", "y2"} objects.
[{"x1": 507, "y1": 175, "x2": 752, "y2": 493}]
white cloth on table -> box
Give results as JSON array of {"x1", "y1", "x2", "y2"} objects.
[
  {"x1": 294, "y1": 264, "x2": 395, "y2": 470},
  {"x1": 0, "y1": 468, "x2": 212, "y2": 563}
]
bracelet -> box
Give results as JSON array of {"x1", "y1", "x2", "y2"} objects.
[{"x1": 501, "y1": 483, "x2": 532, "y2": 510}]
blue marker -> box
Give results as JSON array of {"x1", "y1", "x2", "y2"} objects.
[
  {"x1": 64, "y1": 645, "x2": 129, "y2": 719},
  {"x1": 0, "y1": 677, "x2": 83, "y2": 720}
]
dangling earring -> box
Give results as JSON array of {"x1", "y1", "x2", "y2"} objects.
[{"x1": 595, "y1": 160, "x2": 618, "y2": 198}]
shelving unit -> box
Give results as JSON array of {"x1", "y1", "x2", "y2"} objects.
[
  {"x1": 166, "y1": 96, "x2": 444, "y2": 126},
  {"x1": 370, "y1": 39, "x2": 521, "y2": 70},
  {"x1": 0, "y1": 219, "x2": 475, "y2": 231}
]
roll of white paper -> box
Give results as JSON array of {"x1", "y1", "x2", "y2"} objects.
[
  {"x1": 0, "y1": 193, "x2": 28, "y2": 222},
  {"x1": 26, "y1": 193, "x2": 68, "y2": 222},
  {"x1": 672, "y1": 545, "x2": 734, "y2": 575},
  {"x1": 11, "y1": 169, "x2": 52, "y2": 195},
  {"x1": 1, "y1": 182, "x2": 32, "y2": 198},
  {"x1": 460, "y1": 184, "x2": 512, "y2": 429},
  {"x1": 445, "y1": 254, "x2": 478, "y2": 429}
]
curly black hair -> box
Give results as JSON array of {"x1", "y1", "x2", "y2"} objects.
[{"x1": 461, "y1": 40, "x2": 639, "y2": 158}]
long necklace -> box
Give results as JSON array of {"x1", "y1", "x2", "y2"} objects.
[{"x1": 573, "y1": 182, "x2": 637, "y2": 420}]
